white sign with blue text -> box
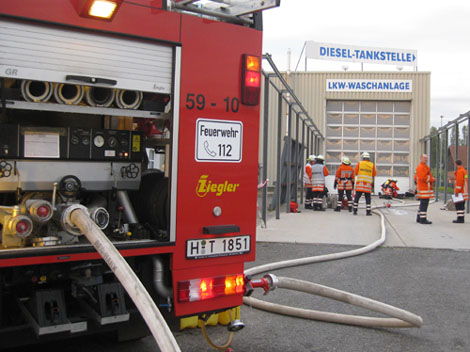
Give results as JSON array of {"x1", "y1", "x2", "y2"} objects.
[
  {"x1": 326, "y1": 79, "x2": 412, "y2": 93},
  {"x1": 306, "y1": 41, "x2": 417, "y2": 67}
]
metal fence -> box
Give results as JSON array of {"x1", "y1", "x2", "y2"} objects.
[
  {"x1": 421, "y1": 111, "x2": 470, "y2": 212},
  {"x1": 258, "y1": 54, "x2": 324, "y2": 226}
]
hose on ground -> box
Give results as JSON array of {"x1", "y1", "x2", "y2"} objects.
[
  {"x1": 69, "y1": 207, "x2": 181, "y2": 352},
  {"x1": 245, "y1": 199, "x2": 425, "y2": 329},
  {"x1": 200, "y1": 310, "x2": 235, "y2": 350},
  {"x1": 244, "y1": 277, "x2": 422, "y2": 328}
]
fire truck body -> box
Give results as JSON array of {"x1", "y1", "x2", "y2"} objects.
[{"x1": 0, "y1": 0, "x2": 275, "y2": 347}]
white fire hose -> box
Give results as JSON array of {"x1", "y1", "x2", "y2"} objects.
[
  {"x1": 244, "y1": 199, "x2": 427, "y2": 329},
  {"x1": 68, "y1": 206, "x2": 181, "y2": 352}
]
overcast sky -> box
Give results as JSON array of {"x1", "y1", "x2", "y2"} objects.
[{"x1": 262, "y1": 0, "x2": 470, "y2": 129}]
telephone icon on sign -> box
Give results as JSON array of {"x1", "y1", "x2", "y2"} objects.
[{"x1": 204, "y1": 141, "x2": 217, "y2": 157}]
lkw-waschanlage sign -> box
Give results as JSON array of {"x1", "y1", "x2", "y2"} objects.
[{"x1": 195, "y1": 118, "x2": 242, "y2": 162}]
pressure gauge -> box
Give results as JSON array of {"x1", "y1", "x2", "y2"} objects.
[
  {"x1": 108, "y1": 136, "x2": 118, "y2": 148},
  {"x1": 93, "y1": 135, "x2": 105, "y2": 148}
]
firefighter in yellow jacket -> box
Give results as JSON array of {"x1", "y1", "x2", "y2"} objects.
[
  {"x1": 353, "y1": 152, "x2": 376, "y2": 216},
  {"x1": 453, "y1": 159, "x2": 468, "y2": 223}
]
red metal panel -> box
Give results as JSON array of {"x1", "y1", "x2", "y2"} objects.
[
  {"x1": 172, "y1": 15, "x2": 262, "y2": 315},
  {"x1": 0, "y1": 0, "x2": 181, "y2": 43}
]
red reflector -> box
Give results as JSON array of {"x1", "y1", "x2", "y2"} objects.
[
  {"x1": 16, "y1": 220, "x2": 31, "y2": 235},
  {"x1": 37, "y1": 205, "x2": 51, "y2": 218},
  {"x1": 241, "y1": 54, "x2": 261, "y2": 106}
]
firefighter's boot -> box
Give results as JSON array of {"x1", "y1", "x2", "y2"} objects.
[
  {"x1": 453, "y1": 217, "x2": 464, "y2": 223},
  {"x1": 416, "y1": 213, "x2": 420, "y2": 223},
  {"x1": 334, "y1": 206, "x2": 340, "y2": 212},
  {"x1": 420, "y1": 218, "x2": 432, "y2": 224},
  {"x1": 366, "y1": 210, "x2": 372, "y2": 216},
  {"x1": 348, "y1": 206, "x2": 352, "y2": 213}
]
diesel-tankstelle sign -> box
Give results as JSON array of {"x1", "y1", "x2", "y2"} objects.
[{"x1": 306, "y1": 41, "x2": 417, "y2": 67}]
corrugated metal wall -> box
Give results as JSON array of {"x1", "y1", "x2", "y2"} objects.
[{"x1": 259, "y1": 71, "x2": 430, "y2": 184}]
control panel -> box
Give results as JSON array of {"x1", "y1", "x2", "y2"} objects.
[{"x1": 0, "y1": 125, "x2": 143, "y2": 162}]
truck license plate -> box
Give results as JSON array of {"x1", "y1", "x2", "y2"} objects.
[{"x1": 186, "y1": 235, "x2": 250, "y2": 259}]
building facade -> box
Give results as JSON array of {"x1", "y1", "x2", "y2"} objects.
[{"x1": 285, "y1": 71, "x2": 431, "y2": 193}]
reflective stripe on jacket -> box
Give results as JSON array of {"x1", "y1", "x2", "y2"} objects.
[
  {"x1": 455, "y1": 166, "x2": 469, "y2": 200},
  {"x1": 415, "y1": 162, "x2": 434, "y2": 199},
  {"x1": 354, "y1": 160, "x2": 376, "y2": 193},
  {"x1": 303, "y1": 163, "x2": 313, "y2": 187},
  {"x1": 311, "y1": 164, "x2": 329, "y2": 192},
  {"x1": 335, "y1": 164, "x2": 354, "y2": 190}
]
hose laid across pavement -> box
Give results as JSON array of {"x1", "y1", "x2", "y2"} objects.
[{"x1": 244, "y1": 199, "x2": 425, "y2": 329}]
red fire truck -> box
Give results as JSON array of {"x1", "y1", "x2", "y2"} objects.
[{"x1": 0, "y1": 0, "x2": 279, "y2": 348}]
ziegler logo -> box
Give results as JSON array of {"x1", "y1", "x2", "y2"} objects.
[{"x1": 196, "y1": 175, "x2": 240, "y2": 197}]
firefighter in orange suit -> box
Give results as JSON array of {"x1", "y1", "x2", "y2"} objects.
[
  {"x1": 334, "y1": 157, "x2": 354, "y2": 212},
  {"x1": 415, "y1": 154, "x2": 434, "y2": 224},
  {"x1": 311, "y1": 155, "x2": 329, "y2": 211},
  {"x1": 353, "y1": 152, "x2": 376, "y2": 216},
  {"x1": 453, "y1": 159, "x2": 468, "y2": 223},
  {"x1": 303, "y1": 155, "x2": 316, "y2": 209}
]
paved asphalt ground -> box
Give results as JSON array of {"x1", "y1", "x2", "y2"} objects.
[{"x1": 4, "y1": 197, "x2": 470, "y2": 352}]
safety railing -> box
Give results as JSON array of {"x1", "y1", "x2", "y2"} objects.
[
  {"x1": 258, "y1": 54, "x2": 323, "y2": 226},
  {"x1": 420, "y1": 111, "x2": 470, "y2": 212}
]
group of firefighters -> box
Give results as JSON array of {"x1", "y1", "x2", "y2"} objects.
[{"x1": 304, "y1": 152, "x2": 469, "y2": 223}]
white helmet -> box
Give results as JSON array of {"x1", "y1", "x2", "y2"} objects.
[
  {"x1": 362, "y1": 152, "x2": 370, "y2": 159},
  {"x1": 342, "y1": 157, "x2": 351, "y2": 165},
  {"x1": 316, "y1": 155, "x2": 325, "y2": 161},
  {"x1": 307, "y1": 154, "x2": 316, "y2": 161}
]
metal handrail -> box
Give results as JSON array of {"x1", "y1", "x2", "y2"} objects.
[{"x1": 262, "y1": 53, "x2": 324, "y2": 139}]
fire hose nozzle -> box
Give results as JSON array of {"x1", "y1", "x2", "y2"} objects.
[{"x1": 244, "y1": 273, "x2": 278, "y2": 296}]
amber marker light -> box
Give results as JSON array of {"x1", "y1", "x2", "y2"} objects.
[{"x1": 79, "y1": 0, "x2": 122, "y2": 21}]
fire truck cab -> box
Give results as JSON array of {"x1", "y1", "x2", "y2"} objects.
[{"x1": 0, "y1": 0, "x2": 279, "y2": 348}]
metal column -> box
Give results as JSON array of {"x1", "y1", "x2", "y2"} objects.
[
  {"x1": 294, "y1": 111, "x2": 300, "y2": 201},
  {"x1": 261, "y1": 75, "x2": 270, "y2": 226},
  {"x1": 435, "y1": 133, "x2": 440, "y2": 201},
  {"x1": 300, "y1": 120, "x2": 305, "y2": 205},
  {"x1": 275, "y1": 91, "x2": 283, "y2": 219},
  {"x1": 444, "y1": 128, "x2": 449, "y2": 203},
  {"x1": 286, "y1": 104, "x2": 292, "y2": 213}
]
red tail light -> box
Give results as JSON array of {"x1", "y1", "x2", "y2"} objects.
[
  {"x1": 178, "y1": 274, "x2": 245, "y2": 302},
  {"x1": 241, "y1": 54, "x2": 261, "y2": 106}
]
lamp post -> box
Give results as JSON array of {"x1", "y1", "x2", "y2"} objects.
[{"x1": 440, "y1": 115, "x2": 444, "y2": 128}]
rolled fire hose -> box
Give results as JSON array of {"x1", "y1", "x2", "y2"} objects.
[
  {"x1": 115, "y1": 89, "x2": 143, "y2": 110},
  {"x1": 21, "y1": 80, "x2": 53, "y2": 102},
  {"x1": 54, "y1": 83, "x2": 84, "y2": 105},
  {"x1": 244, "y1": 199, "x2": 426, "y2": 329},
  {"x1": 85, "y1": 86, "x2": 115, "y2": 107},
  {"x1": 68, "y1": 206, "x2": 181, "y2": 352}
]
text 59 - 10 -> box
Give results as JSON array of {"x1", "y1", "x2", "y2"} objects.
[{"x1": 185, "y1": 93, "x2": 239, "y2": 113}]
